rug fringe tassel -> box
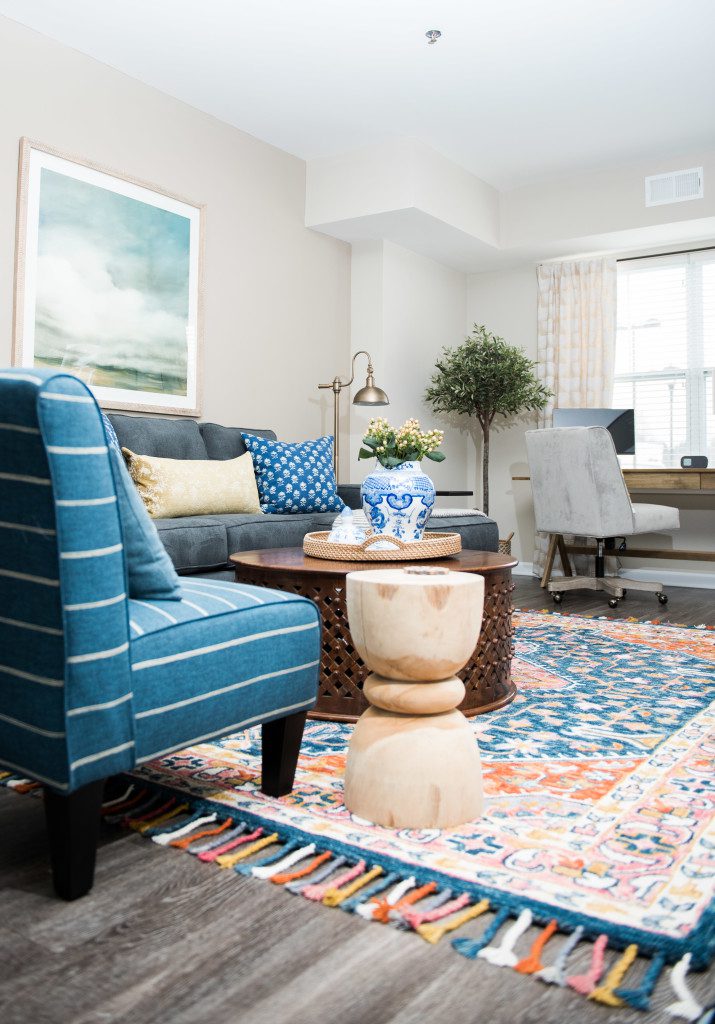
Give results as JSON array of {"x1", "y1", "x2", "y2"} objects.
[
  {"x1": 666, "y1": 953, "x2": 704, "y2": 1022},
  {"x1": 615, "y1": 951, "x2": 666, "y2": 1011},
  {"x1": 113, "y1": 781, "x2": 706, "y2": 1019},
  {"x1": 478, "y1": 908, "x2": 533, "y2": 967},
  {"x1": 535, "y1": 925, "x2": 584, "y2": 986},
  {"x1": 589, "y1": 942, "x2": 638, "y2": 1006},
  {"x1": 568, "y1": 933, "x2": 608, "y2": 994}
]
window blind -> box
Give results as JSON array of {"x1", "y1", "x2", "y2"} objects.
[{"x1": 614, "y1": 250, "x2": 715, "y2": 467}]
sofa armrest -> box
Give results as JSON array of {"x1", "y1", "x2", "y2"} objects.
[{"x1": 337, "y1": 484, "x2": 361, "y2": 509}]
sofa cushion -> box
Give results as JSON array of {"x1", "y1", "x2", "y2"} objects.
[
  {"x1": 426, "y1": 515, "x2": 499, "y2": 552},
  {"x1": 242, "y1": 433, "x2": 344, "y2": 514},
  {"x1": 108, "y1": 413, "x2": 207, "y2": 460},
  {"x1": 222, "y1": 512, "x2": 320, "y2": 554},
  {"x1": 200, "y1": 422, "x2": 276, "y2": 461},
  {"x1": 127, "y1": 578, "x2": 320, "y2": 763},
  {"x1": 154, "y1": 516, "x2": 229, "y2": 572}
]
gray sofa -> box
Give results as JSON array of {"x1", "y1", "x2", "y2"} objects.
[{"x1": 108, "y1": 413, "x2": 499, "y2": 575}]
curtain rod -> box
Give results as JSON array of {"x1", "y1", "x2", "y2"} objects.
[{"x1": 617, "y1": 245, "x2": 715, "y2": 263}]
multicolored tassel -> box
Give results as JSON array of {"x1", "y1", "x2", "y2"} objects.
[
  {"x1": 589, "y1": 942, "x2": 638, "y2": 1006},
  {"x1": 416, "y1": 898, "x2": 490, "y2": 945},
  {"x1": 567, "y1": 933, "x2": 608, "y2": 995},
  {"x1": 615, "y1": 951, "x2": 666, "y2": 1011},
  {"x1": 666, "y1": 953, "x2": 704, "y2": 1022},
  {"x1": 478, "y1": 908, "x2": 533, "y2": 967},
  {"x1": 515, "y1": 919, "x2": 558, "y2": 974},
  {"x1": 535, "y1": 925, "x2": 583, "y2": 986},
  {"x1": 452, "y1": 906, "x2": 511, "y2": 959}
]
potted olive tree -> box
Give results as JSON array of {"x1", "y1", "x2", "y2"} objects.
[{"x1": 425, "y1": 325, "x2": 551, "y2": 515}]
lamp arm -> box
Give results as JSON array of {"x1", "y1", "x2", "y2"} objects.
[{"x1": 317, "y1": 350, "x2": 374, "y2": 392}]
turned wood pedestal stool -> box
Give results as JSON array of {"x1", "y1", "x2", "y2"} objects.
[{"x1": 343, "y1": 566, "x2": 485, "y2": 830}]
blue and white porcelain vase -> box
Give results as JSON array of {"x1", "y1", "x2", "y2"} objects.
[{"x1": 361, "y1": 461, "x2": 436, "y2": 543}]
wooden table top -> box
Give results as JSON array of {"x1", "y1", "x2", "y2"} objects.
[{"x1": 230, "y1": 547, "x2": 518, "y2": 578}]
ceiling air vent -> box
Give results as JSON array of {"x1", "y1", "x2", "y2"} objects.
[{"x1": 645, "y1": 167, "x2": 703, "y2": 207}]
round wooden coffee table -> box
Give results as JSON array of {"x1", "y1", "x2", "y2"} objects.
[{"x1": 230, "y1": 547, "x2": 517, "y2": 722}]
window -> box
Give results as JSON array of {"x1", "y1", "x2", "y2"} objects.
[{"x1": 613, "y1": 250, "x2": 715, "y2": 467}]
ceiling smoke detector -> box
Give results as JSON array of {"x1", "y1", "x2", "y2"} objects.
[{"x1": 425, "y1": 29, "x2": 442, "y2": 45}]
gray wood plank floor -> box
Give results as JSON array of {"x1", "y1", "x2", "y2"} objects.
[{"x1": 0, "y1": 576, "x2": 712, "y2": 1024}]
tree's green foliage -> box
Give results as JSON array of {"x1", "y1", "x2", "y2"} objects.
[
  {"x1": 424, "y1": 324, "x2": 551, "y2": 514},
  {"x1": 424, "y1": 324, "x2": 551, "y2": 429}
]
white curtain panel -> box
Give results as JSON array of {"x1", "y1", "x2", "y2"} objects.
[{"x1": 533, "y1": 258, "x2": 617, "y2": 576}]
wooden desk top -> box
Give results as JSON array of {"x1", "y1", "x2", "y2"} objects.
[
  {"x1": 512, "y1": 468, "x2": 715, "y2": 491},
  {"x1": 230, "y1": 547, "x2": 518, "y2": 578}
]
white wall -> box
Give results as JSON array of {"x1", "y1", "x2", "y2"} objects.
[
  {"x1": 466, "y1": 268, "x2": 538, "y2": 560},
  {"x1": 347, "y1": 241, "x2": 470, "y2": 500},
  {"x1": 0, "y1": 17, "x2": 350, "y2": 445},
  {"x1": 467, "y1": 260, "x2": 715, "y2": 581}
]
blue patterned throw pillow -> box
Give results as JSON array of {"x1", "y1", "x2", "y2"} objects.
[{"x1": 241, "y1": 433, "x2": 345, "y2": 514}]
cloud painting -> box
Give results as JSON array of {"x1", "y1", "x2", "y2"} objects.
[{"x1": 33, "y1": 167, "x2": 192, "y2": 396}]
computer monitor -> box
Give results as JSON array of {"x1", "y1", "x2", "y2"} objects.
[{"x1": 552, "y1": 408, "x2": 635, "y2": 455}]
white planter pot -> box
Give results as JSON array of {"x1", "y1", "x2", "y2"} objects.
[{"x1": 360, "y1": 461, "x2": 436, "y2": 542}]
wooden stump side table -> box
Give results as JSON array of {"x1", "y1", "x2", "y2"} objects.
[
  {"x1": 343, "y1": 567, "x2": 485, "y2": 829},
  {"x1": 230, "y1": 547, "x2": 517, "y2": 723}
]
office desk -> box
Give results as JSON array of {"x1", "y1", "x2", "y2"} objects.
[{"x1": 511, "y1": 468, "x2": 715, "y2": 581}]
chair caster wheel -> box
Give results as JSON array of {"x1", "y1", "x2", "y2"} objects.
[
  {"x1": 552, "y1": 592, "x2": 563, "y2": 604},
  {"x1": 657, "y1": 592, "x2": 668, "y2": 605},
  {"x1": 608, "y1": 598, "x2": 619, "y2": 608}
]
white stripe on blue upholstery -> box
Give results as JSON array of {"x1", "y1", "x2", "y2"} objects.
[
  {"x1": 67, "y1": 693, "x2": 133, "y2": 717},
  {"x1": 0, "y1": 568, "x2": 59, "y2": 586},
  {"x1": 39, "y1": 391, "x2": 93, "y2": 403},
  {"x1": 179, "y1": 585, "x2": 240, "y2": 609},
  {"x1": 0, "y1": 615, "x2": 62, "y2": 636},
  {"x1": 129, "y1": 619, "x2": 144, "y2": 636},
  {"x1": 184, "y1": 578, "x2": 290, "y2": 601},
  {"x1": 46, "y1": 445, "x2": 108, "y2": 455},
  {"x1": 132, "y1": 600, "x2": 178, "y2": 624},
  {"x1": 60, "y1": 543, "x2": 123, "y2": 560},
  {"x1": 0, "y1": 711, "x2": 65, "y2": 739},
  {"x1": 0, "y1": 664, "x2": 63, "y2": 686},
  {"x1": 136, "y1": 659, "x2": 320, "y2": 718},
  {"x1": 180, "y1": 599, "x2": 209, "y2": 617},
  {"x1": 0, "y1": 521, "x2": 56, "y2": 536},
  {"x1": 0, "y1": 423, "x2": 40, "y2": 434},
  {"x1": 136, "y1": 698, "x2": 315, "y2": 763},
  {"x1": 132, "y1": 619, "x2": 319, "y2": 672},
  {"x1": 67, "y1": 642, "x2": 129, "y2": 665},
  {"x1": 70, "y1": 740, "x2": 135, "y2": 771},
  {"x1": 56, "y1": 496, "x2": 117, "y2": 507},
  {"x1": 0, "y1": 472, "x2": 50, "y2": 485},
  {"x1": 64, "y1": 592, "x2": 126, "y2": 611}
]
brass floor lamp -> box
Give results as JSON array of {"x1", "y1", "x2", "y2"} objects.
[{"x1": 318, "y1": 350, "x2": 389, "y2": 481}]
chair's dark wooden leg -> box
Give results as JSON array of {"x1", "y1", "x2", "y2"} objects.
[
  {"x1": 261, "y1": 711, "x2": 307, "y2": 797},
  {"x1": 43, "y1": 779, "x2": 105, "y2": 900}
]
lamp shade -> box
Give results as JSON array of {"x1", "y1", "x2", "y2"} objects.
[{"x1": 353, "y1": 384, "x2": 389, "y2": 406}]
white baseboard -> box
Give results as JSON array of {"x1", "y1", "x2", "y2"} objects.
[{"x1": 510, "y1": 560, "x2": 715, "y2": 590}]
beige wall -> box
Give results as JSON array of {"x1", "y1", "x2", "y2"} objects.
[
  {"x1": 348, "y1": 241, "x2": 471, "y2": 499},
  {"x1": 466, "y1": 268, "x2": 539, "y2": 561},
  {"x1": 0, "y1": 17, "x2": 350, "y2": 443}
]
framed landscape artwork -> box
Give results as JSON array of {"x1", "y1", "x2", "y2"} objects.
[{"x1": 13, "y1": 138, "x2": 204, "y2": 415}]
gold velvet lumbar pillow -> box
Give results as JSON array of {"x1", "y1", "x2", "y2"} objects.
[{"x1": 122, "y1": 448, "x2": 261, "y2": 519}]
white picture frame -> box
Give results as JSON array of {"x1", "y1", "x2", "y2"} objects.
[{"x1": 13, "y1": 138, "x2": 205, "y2": 415}]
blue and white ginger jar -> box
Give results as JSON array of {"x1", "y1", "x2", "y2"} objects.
[{"x1": 361, "y1": 461, "x2": 436, "y2": 543}]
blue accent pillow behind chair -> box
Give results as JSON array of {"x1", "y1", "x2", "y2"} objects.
[
  {"x1": 241, "y1": 433, "x2": 345, "y2": 515},
  {"x1": 101, "y1": 414, "x2": 182, "y2": 600}
]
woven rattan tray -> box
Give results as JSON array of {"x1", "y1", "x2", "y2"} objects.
[{"x1": 302, "y1": 530, "x2": 462, "y2": 562}]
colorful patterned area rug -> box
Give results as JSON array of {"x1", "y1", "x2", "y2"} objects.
[{"x1": 6, "y1": 610, "x2": 713, "y2": 1016}]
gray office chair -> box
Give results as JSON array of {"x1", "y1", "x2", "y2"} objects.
[{"x1": 525, "y1": 426, "x2": 680, "y2": 607}]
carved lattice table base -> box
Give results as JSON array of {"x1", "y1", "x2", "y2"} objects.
[{"x1": 231, "y1": 548, "x2": 517, "y2": 722}]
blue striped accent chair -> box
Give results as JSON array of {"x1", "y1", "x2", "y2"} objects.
[{"x1": 0, "y1": 369, "x2": 320, "y2": 899}]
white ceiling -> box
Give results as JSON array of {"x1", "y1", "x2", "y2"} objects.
[{"x1": 1, "y1": 0, "x2": 714, "y2": 189}]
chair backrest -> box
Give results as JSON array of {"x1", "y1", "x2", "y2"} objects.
[
  {"x1": 525, "y1": 426, "x2": 635, "y2": 538},
  {"x1": 0, "y1": 369, "x2": 134, "y2": 793}
]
